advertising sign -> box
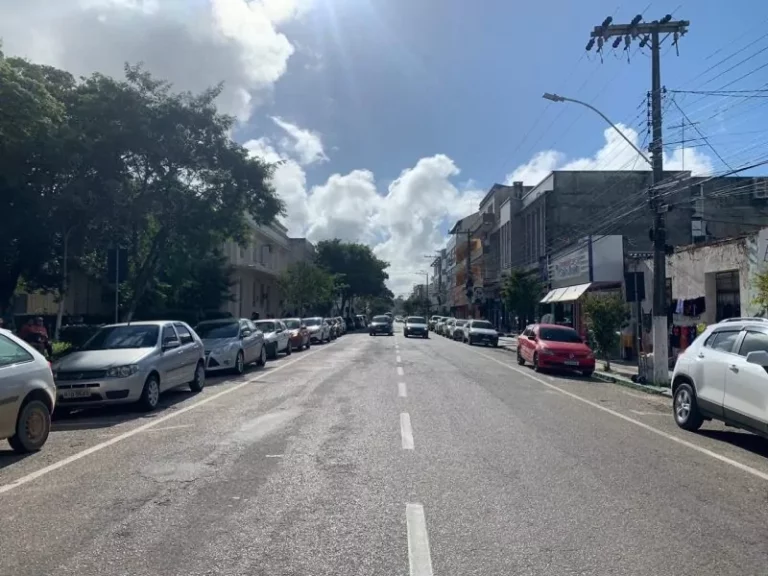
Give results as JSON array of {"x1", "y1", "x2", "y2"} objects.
[{"x1": 550, "y1": 245, "x2": 590, "y2": 288}]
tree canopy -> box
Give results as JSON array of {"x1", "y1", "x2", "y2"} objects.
[
  {"x1": 314, "y1": 239, "x2": 391, "y2": 315},
  {"x1": 581, "y1": 293, "x2": 627, "y2": 370},
  {"x1": 0, "y1": 54, "x2": 282, "y2": 322},
  {"x1": 501, "y1": 270, "x2": 542, "y2": 330},
  {"x1": 278, "y1": 262, "x2": 336, "y2": 317}
]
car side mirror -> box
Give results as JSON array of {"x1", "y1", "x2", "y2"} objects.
[
  {"x1": 241, "y1": 330, "x2": 251, "y2": 338},
  {"x1": 529, "y1": 334, "x2": 537, "y2": 341},
  {"x1": 163, "y1": 338, "x2": 180, "y2": 350},
  {"x1": 745, "y1": 350, "x2": 768, "y2": 366}
]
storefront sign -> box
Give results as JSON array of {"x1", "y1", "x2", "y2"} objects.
[{"x1": 550, "y1": 245, "x2": 590, "y2": 288}]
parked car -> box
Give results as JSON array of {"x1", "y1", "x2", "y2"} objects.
[
  {"x1": 51, "y1": 321, "x2": 206, "y2": 412},
  {"x1": 0, "y1": 329, "x2": 56, "y2": 453},
  {"x1": 451, "y1": 319, "x2": 468, "y2": 340},
  {"x1": 303, "y1": 317, "x2": 331, "y2": 343},
  {"x1": 517, "y1": 323, "x2": 594, "y2": 376},
  {"x1": 435, "y1": 317, "x2": 448, "y2": 336},
  {"x1": 283, "y1": 318, "x2": 311, "y2": 351},
  {"x1": 335, "y1": 316, "x2": 347, "y2": 335},
  {"x1": 429, "y1": 316, "x2": 441, "y2": 331},
  {"x1": 404, "y1": 316, "x2": 429, "y2": 339},
  {"x1": 369, "y1": 315, "x2": 394, "y2": 336},
  {"x1": 355, "y1": 315, "x2": 368, "y2": 329},
  {"x1": 194, "y1": 318, "x2": 266, "y2": 375},
  {"x1": 671, "y1": 317, "x2": 768, "y2": 437},
  {"x1": 463, "y1": 320, "x2": 498, "y2": 346},
  {"x1": 254, "y1": 320, "x2": 292, "y2": 359},
  {"x1": 444, "y1": 318, "x2": 456, "y2": 337}
]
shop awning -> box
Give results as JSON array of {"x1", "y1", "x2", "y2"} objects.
[
  {"x1": 553, "y1": 282, "x2": 592, "y2": 303},
  {"x1": 540, "y1": 287, "x2": 567, "y2": 304}
]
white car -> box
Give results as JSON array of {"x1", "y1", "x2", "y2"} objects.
[
  {"x1": 465, "y1": 320, "x2": 499, "y2": 347},
  {"x1": 253, "y1": 320, "x2": 292, "y2": 359},
  {"x1": 195, "y1": 318, "x2": 267, "y2": 374},
  {"x1": 303, "y1": 317, "x2": 331, "y2": 343},
  {"x1": 672, "y1": 317, "x2": 768, "y2": 438},
  {"x1": 403, "y1": 316, "x2": 429, "y2": 339},
  {"x1": 0, "y1": 329, "x2": 56, "y2": 453}
]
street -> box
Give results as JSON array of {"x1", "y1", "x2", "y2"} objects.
[{"x1": 3, "y1": 327, "x2": 768, "y2": 575}]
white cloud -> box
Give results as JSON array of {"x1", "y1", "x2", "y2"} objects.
[
  {"x1": 271, "y1": 116, "x2": 328, "y2": 165},
  {"x1": 0, "y1": 0, "x2": 310, "y2": 121},
  {"x1": 505, "y1": 123, "x2": 714, "y2": 186}
]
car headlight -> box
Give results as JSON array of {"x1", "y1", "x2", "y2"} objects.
[
  {"x1": 539, "y1": 348, "x2": 556, "y2": 356},
  {"x1": 309, "y1": 326, "x2": 319, "y2": 332},
  {"x1": 106, "y1": 364, "x2": 140, "y2": 378}
]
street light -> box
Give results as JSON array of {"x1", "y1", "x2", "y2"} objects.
[{"x1": 542, "y1": 92, "x2": 652, "y2": 166}]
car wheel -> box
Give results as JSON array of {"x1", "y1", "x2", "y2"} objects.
[
  {"x1": 8, "y1": 399, "x2": 51, "y2": 453},
  {"x1": 234, "y1": 351, "x2": 245, "y2": 375},
  {"x1": 424, "y1": 334, "x2": 428, "y2": 339},
  {"x1": 674, "y1": 382, "x2": 704, "y2": 431},
  {"x1": 286, "y1": 340, "x2": 293, "y2": 355},
  {"x1": 256, "y1": 345, "x2": 267, "y2": 366},
  {"x1": 268, "y1": 343, "x2": 278, "y2": 359},
  {"x1": 305, "y1": 338, "x2": 311, "y2": 350},
  {"x1": 468, "y1": 338, "x2": 474, "y2": 346},
  {"x1": 139, "y1": 374, "x2": 161, "y2": 411},
  {"x1": 582, "y1": 369, "x2": 594, "y2": 377},
  {"x1": 517, "y1": 351, "x2": 525, "y2": 365},
  {"x1": 189, "y1": 361, "x2": 206, "y2": 393},
  {"x1": 533, "y1": 352, "x2": 541, "y2": 372}
]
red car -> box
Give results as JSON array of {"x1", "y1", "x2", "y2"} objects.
[
  {"x1": 517, "y1": 323, "x2": 595, "y2": 377},
  {"x1": 283, "y1": 318, "x2": 311, "y2": 351}
]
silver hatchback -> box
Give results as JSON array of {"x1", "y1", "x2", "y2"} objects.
[{"x1": 52, "y1": 321, "x2": 206, "y2": 412}]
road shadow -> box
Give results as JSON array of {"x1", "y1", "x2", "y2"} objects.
[
  {"x1": 698, "y1": 429, "x2": 768, "y2": 459},
  {"x1": 0, "y1": 450, "x2": 33, "y2": 470}
]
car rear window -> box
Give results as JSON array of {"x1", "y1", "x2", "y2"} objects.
[
  {"x1": 373, "y1": 315, "x2": 389, "y2": 322},
  {"x1": 471, "y1": 321, "x2": 493, "y2": 329}
]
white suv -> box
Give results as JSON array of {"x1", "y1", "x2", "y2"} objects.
[{"x1": 672, "y1": 317, "x2": 768, "y2": 438}]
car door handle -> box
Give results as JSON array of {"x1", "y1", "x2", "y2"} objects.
[
  {"x1": 729, "y1": 364, "x2": 739, "y2": 373},
  {"x1": 697, "y1": 353, "x2": 705, "y2": 359}
]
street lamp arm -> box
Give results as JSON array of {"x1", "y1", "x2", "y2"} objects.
[{"x1": 542, "y1": 92, "x2": 652, "y2": 166}]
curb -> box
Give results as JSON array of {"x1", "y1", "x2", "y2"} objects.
[{"x1": 500, "y1": 345, "x2": 671, "y2": 398}]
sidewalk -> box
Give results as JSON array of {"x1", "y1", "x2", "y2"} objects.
[{"x1": 497, "y1": 338, "x2": 672, "y2": 397}]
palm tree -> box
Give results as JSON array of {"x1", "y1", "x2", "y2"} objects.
[{"x1": 501, "y1": 270, "x2": 543, "y2": 331}]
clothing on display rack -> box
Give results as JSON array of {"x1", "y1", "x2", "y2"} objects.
[{"x1": 672, "y1": 297, "x2": 706, "y2": 317}]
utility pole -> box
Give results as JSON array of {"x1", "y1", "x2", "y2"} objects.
[{"x1": 588, "y1": 14, "x2": 689, "y2": 385}]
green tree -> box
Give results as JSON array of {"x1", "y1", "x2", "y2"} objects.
[
  {"x1": 581, "y1": 293, "x2": 627, "y2": 371},
  {"x1": 314, "y1": 240, "x2": 390, "y2": 314},
  {"x1": 278, "y1": 262, "x2": 336, "y2": 317},
  {"x1": 501, "y1": 270, "x2": 542, "y2": 331},
  {"x1": 753, "y1": 269, "x2": 768, "y2": 315}
]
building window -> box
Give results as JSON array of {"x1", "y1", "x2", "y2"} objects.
[{"x1": 715, "y1": 270, "x2": 741, "y2": 322}]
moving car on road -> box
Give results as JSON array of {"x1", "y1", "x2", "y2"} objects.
[
  {"x1": 283, "y1": 318, "x2": 311, "y2": 351},
  {"x1": 369, "y1": 315, "x2": 394, "y2": 336},
  {"x1": 195, "y1": 318, "x2": 266, "y2": 375},
  {"x1": 404, "y1": 316, "x2": 429, "y2": 339},
  {"x1": 464, "y1": 320, "x2": 499, "y2": 346},
  {"x1": 0, "y1": 329, "x2": 56, "y2": 453},
  {"x1": 516, "y1": 323, "x2": 594, "y2": 376},
  {"x1": 254, "y1": 320, "x2": 292, "y2": 359},
  {"x1": 303, "y1": 317, "x2": 331, "y2": 343},
  {"x1": 671, "y1": 317, "x2": 768, "y2": 437},
  {"x1": 52, "y1": 321, "x2": 206, "y2": 412}
]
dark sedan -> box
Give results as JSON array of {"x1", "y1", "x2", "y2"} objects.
[{"x1": 369, "y1": 315, "x2": 394, "y2": 336}]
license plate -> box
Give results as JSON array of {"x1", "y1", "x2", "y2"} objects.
[
  {"x1": 564, "y1": 360, "x2": 579, "y2": 366},
  {"x1": 60, "y1": 388, "x2": 92, "y2": 399}
]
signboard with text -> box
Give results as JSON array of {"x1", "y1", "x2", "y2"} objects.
[{"x1": 550, "y1": 244, "x2": 590, "y2": 289}]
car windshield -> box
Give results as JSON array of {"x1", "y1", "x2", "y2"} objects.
[
  {"x1": 254, "y1": 321, "x2": 276, "y2": 332},
  {"x1": 407, "y1": 317, "x2": 426, "y2": 323},
  {"x1": 83, "y1": 325, "x2": 159, "y2": 350},
  {"x1": 303, "y1": 318, "x2": 321, "y2": 326},
  {"x1": 284, "y1": 319, "x2": 301, "y2": 329},
  {"x1": 539, "y1": 326, "x2": 581, "y2": 343},
  {"x1": 472, "y1": 321, "x2": 494, "y2": 330},
  {"x1": 194, "y1": 321, "x2": 239, "y2": 339},
  {"x1": 373, "y1": 315, "x2": 389, "y2": 323}
]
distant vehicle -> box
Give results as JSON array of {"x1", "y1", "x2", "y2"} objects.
[
  {"x1": 335, "y1": 317, "x2": 347, "y2": 335},
  {"x1": 369, "y1": 315, "x2": 394, "y2": 336},
  {"x1": 253, "y1": 320, "x2": 292, "y2": 359},
  {"x1": 395, "y1": 315, "x2": 404, "y2": 323},
  {"x1": 194, "y1": 318, "x2": 266, "y2": 374},
  {"x1": 404, "y1": 316, "x2": 428, "y2": 339},
  {"x1": 517, "y1": 323, "x2": 594, "y2": 376},
  {"x1": 452, "y1": 319, "x2": 468, "y2": 341},
  {"x1": 0, "y1": 329, "x2": 56, "y2": 453},
  {"x1": 282, "y1": 318, "x2": 311, "y2": 351},
  {"x1": 429, "y1": 316, "x2": 441, "y2": 331},
  {"x1": 325, "y1": 318, "x2": 339, "y2": 340},
  {"x1": 52, "y1": 321, "x2": 206, "y2": 412},
  {"x1": 464, "y1": 320, "x2": 498, "y2": 346},
  {"x1": 444, "y1": 318, "x2": 457, "y2": 337},
  {"x1": 303, "y1": 317, "x2": 331, "y2": 343}
]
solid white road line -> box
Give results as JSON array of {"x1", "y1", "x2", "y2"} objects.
[
  {"x1": 400, "y1": 412, "x2": 414, "y2": 450},
  {"x1": 406, "y1": 503, "x2": 434, "y2": 576},
  {"x1": 398, "y1": 382, "x2": 407, "y2": 398},
  {"x1": 397, "y1": 355, "x2": 402, "y2": 363},
  {"x1": 397, "y1": 366, "x2": 405, "y2": 376},
  {"x1": 474, "y1": 350, "x2": 768, "y2": 483},
  {"x1": 0, "y1": 343, "x2": 334, "y2": 496}
]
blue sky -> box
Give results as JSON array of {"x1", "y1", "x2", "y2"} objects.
[{"x1": 242, "y1": 0, "x2": 768, "y2": 194}]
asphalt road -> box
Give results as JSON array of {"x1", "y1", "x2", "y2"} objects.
[{"x1": 3, "y1": 326, "x2": 768, "y2": 575}]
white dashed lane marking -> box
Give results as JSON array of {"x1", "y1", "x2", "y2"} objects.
[
  {"x1": 398, "y1": 382, "x2": 407, "y2": 397},
  {"x1": 406, "y1": 503, "x2": 434, "y2": 576},
  {"x1": 397, "y1": 355, "x2": 402, "y2": 363},
  {"x1": 400, "y1": 413, "x2": 414, "y2": 450},
  {"x1": 397, "y1": 366, "x2": 405, "y2": 376}
]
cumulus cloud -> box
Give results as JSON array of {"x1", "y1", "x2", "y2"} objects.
[
  {"x1": 271, "y1": 116, "x2": 328, "y2": 165},
  {"x1": 505, "y1": 123, "x2": 714, "y2": 186},
  {"x1": 0, "y1": 0, "x2": 309, "y2": 121}
]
